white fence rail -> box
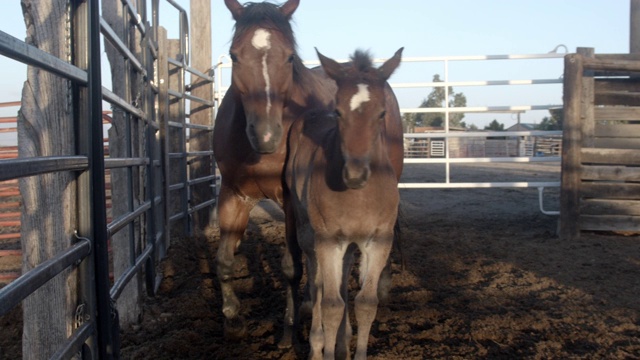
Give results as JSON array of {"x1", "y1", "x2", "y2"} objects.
[{"x1": 213, "y1": 51, "x2": 567, "y2": 215}]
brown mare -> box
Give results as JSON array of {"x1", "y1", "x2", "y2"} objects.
[
  {"x1": 285, "y1": 48, "x2": 404, "y2": 359},
  {"x1": 213, "y1": 0, "x2": 336, "y2": 345}
]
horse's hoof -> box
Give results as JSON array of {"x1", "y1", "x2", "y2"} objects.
[
  {"x1": 299, "y1": 300, "x2": 313, "y2": 320},
  {"x1": 277, "y1": 336, "x2": 292, "y2": 349},
  {"x1": 224, "y1": 317, "x2": 248, "y2": 340}
]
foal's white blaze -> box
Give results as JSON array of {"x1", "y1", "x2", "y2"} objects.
[
  {"x1": 252, "y1": 29, "x2": 273, "y2": 119},
  {"x1": 350, "y1": 84, "x2": 370, "y2": 111}
]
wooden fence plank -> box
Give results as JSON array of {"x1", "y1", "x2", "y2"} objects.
[
  {"x1": 581, "y1": 182, "x2": 640, "y2": 199},
  {"x1": 593, "y1": 138, "x2": 640, "y2": 149},
  {"x1": 596, "y1": 78, "x2": 640, "y2": 93},
  {"x1": 585, "y1": 56, "x2": 640, "y2": 72},
  {"x1": 595, "y1": 107, "x2": 640, "y2": 121},
  {"x1": 579, "y1": 214, "x2": 640, "y2": 232},
  {"x1": 581, "y1": 199, "x2": 640, "y2": 216},
  {"x1": 581, "y1": 148, "x2": 640, "y2": 165},
  {"x1": 581, "y1": 165, "x2": 640, "y2": 181},
  {"x1": 595, "y1": 91, "x2": 640, "y2": 106},
  {"x1": 595, "y1": 124, "x2": 640, "y2": 137}
]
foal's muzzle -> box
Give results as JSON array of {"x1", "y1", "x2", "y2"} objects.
[{"x1": 343, "y1": 158, "x2": 371, "y2": 189}]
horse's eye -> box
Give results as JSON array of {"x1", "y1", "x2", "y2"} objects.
[
  {"x1": 287, "y1": 54, "x2": 295, "y2": 63},
  {"x1": 379, "y1": 110, "x2": 386, "y2": 119},
  {"x1": 334, "y1": 109, "x2": 342, "y2": 118},
  {"x1": 230, "y1": 53, "x2": 239, "y2": 63}
]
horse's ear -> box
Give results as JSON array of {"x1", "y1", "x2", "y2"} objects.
[
  {"x1": 280, "y1": 0, "x2": 300, "y2": 19},
  {"x1": 378, "y1": 47, "x2": 404, "y2": 81},
  {"x1": 225, "y1": 0, "x2": 244, "y2": 20},
  {"x1": 316, "y1": 48, "x2": 344, "y2": 81}
]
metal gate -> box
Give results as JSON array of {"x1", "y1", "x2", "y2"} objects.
[{"x1": 0, "y1": 0, "x2": 215, "y2": 358}]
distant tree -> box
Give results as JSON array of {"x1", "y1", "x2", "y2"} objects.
[
  {"x1": 468, "y1": 123, "x2": 479, "y2": 131},
  {"x1": 484, "y1": 119, "x2": 504, "y2": 131},
  {"x1": 402, "y1": 112, "x2": 416, "y2": 133},
  {"x1": 414, "y1": 74, "x2": 467, "y2": 128},
  {"x1": 536, "y1": 108, "x2": 563, "y2": 130}
]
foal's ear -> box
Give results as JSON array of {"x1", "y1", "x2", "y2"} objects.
[
  {"x1": 316, "y1": 48, "x2": 344, "y2": 81},
  {"x1": 379, "y1": 47, "x2": 404, "y2": 81},
  {"x1": 280, "y1": 0, "x2": 300, "y2": 19},
  {"x1": 225, "y1": 0, "x2": 244, "y2": 20}
]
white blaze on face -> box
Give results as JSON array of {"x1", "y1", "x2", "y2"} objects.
[
  {"x1": 252, "y1": 29, "x2": 273, "y2": 117},
  {"x1": 350, "y1": 84, "x2": 370, "y2": 112}
]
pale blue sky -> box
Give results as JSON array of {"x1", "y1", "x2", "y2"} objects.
[{"x1": 0, "y1": 0, "x2": 632, "y2": 144}]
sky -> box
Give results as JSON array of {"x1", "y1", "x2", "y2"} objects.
[{"x1": 0, "y1": 0, "x2": 632, "y2": 145}]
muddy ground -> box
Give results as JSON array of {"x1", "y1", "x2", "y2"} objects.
[
  {"x1": 3, "y1": 162, "x2": 640, "y2": 359},
  {"x1": 120, "y1": 162, "x2": 640, "y2": 359}
]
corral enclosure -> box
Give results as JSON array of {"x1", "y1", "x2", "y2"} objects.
[{"x1": 1, "y1": 1, "x2": 640, "y2": 360}]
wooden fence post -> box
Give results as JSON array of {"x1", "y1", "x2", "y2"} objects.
[
  {"x1": 559, "y1": 53, "x2": 584, "y2": 240},
  {"x1": 189, "y1": 0, "x2": 215, "y2": 235},
  {"x1": 168, "y1": 39, "x2": 187, "y2": 236},
  {"x1": 102, "y1": 0, "x2": 143, "y2": 328},
  {"x1": 18, "y1": 1, "x2": 79, "y2": 358}
]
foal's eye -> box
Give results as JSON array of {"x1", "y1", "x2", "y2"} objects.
[
  {"x1": 230, "y1": 53, "x2": 239, "y2": 63},
  {"x1": 379, "y1": 111, "x2": 387, "y2": 119},
  {"x1": 334, "y1": 109, "x2": 342, "y2": 118},
  {"x1": 287, "y1": 54, "x2": 295, "y2": 63}
]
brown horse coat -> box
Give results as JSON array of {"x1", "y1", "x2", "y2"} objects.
[{"x1": 286, "y1": 48, "x2": 404, "y2": 359}]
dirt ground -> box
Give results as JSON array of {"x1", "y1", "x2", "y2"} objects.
[
  {"x1": 118, "y1": 162, "x2": 640, "y2": 359},
  {"x1": 3, "y1": 162, "x2": 640, "y2": 359}
]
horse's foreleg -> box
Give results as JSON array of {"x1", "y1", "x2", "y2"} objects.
[
  {"x1": 353, "y1": 236, "x2": 393, "y2": 360},
  {"x1": 336, "y1": 245, "x2": 356, "y2": 359},
  {"x1": 306, "y1": 253, "x2": 324, "y2": 360},
  {"x1": 317, "y1": 240, "x2": 349, "y2": 360},
  {"x1": 216, "y1": 186, "x2": 252, "y2": 340},
  {"x1": 279, "y1": 196, "x2": 303, "y2": 348}
]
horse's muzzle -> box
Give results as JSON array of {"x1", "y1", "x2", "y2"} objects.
[
  {"x1": 246, "y1": 117, "x2": 283, "y2": 154},
  {"x1": 343, "y1": 159, "x2": 370, "y2": 189}
]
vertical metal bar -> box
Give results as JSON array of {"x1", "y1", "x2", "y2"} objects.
[
  {"x1": 122, "y1": 0, "x2": 137, "y2": 279},
  {"x1": 179, "y1": 33, "x2": 191, "y2": 236},
  {"x1": 139, "y1": 0, "x2": 158, "y2": 296},
  {"x1": 444, "y1": 59, "x2": 451, "y2": 184},
  {"x1": 72, "y1": 0, "x2": 99, "y2": 355},
  {"x1": 74, "y1": 0, "x2": 113, "y2": 357}
]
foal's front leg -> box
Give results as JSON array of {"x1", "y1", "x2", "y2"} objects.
[
  {"x1": 354, "y1": 236, "x2": 393, "y2": 360},
  {"x1": 216, "y1": 185, "x2": 252, "y2": 339},
  {"x1": 318, "y1": 240, "x2": 349, "y2": 359}
]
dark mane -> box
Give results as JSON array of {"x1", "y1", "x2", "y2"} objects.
[
  {"x1": 232, "y1": 2, "x2": 297, "y2": 48},
  {"x1": 350, "y1": 50, "x2": 375, "y2": 73}
]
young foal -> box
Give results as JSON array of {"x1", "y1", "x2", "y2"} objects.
[{"x1": 286, "y1": 48, "x2": 403, "y2": 359}]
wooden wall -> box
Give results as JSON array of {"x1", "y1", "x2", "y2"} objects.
[{"x1": 560, "y1": 48, "x2": 640, "y2": 239}]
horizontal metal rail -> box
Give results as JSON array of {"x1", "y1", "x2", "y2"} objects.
[
  {"x1": 50, "y1": 322, "x2": 94, "y2": 360},
  {"x1": 406, "y1": 130, "x2": 563, "y2": 138},
  {"x1": 0, "y1": 30, "x2": 88, "y2": 84},
  {"x1": 104, "y1": 157, "x2": 149, "y2": 169},
  {"x1": 110, "y1": 243, "x2": 154, "y2": 300},
  {"x1": 404, "y1": 156, "x2": 561, "y2": 164},
  {"x1": 102, "y1": 87, "x2": 147, "y2": 121},
  {"x1": 0, "y1": 156, "x2": 89, "y2": 182},
  {"x1": 106, "y1": 200, "x2": 152, "y2": 239},
  {"x1": 100, "y1": 17, "x2": 146, "y2": 76},
  {"x1": 0, "y1": 238, "x2": 92, "y2": 316},
  {"x1": 399, "y1": 181, "x2": 560, "y2": 189}
]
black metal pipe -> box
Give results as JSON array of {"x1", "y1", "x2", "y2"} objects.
[{"x1": 0, "y1": 239, "x2": 91, "y2": 316}]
